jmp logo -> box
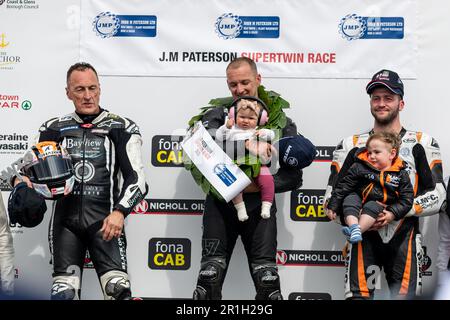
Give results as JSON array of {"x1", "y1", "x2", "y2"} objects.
[
  {"x1": 338, "y1": 14, "x2": 366, "y2": 40},
  {"x1": 93, "y1": 12, "x2": 120, "y2": 38},
  {"x1": 213, "y1": 163, "x2": 237, "y2": 186},
  {"x1": 215, "y1": 13, "x2": 243, "y2": 39}
]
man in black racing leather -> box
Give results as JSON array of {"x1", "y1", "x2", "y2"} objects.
[
  {"x1": 16, "y1": 62, "x2": 148, "y2": 300},
  {"x1": 187, "y1": 57, "x2": 310, "y2": 300}
]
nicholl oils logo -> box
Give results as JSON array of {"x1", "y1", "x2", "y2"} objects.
[
  {"x1": 314, "y1": 146, "x2": 334, "y2": 162},
  {"x1": 131, "y1": 198, "x2": 204, "y2": 215},
  {"x1": 277, "y1": 249, "x2": 345, "y2": 267}
]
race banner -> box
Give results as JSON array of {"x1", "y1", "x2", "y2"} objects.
[{"x1": 80, "y1": 0, "x2": 418, "y2": 78}]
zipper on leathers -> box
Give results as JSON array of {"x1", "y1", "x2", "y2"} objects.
[{"x1": 79, "y1": 128, "x2": 87, "y2": 224}]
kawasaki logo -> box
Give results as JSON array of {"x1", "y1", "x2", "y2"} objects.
[{"x1": 0, "y1": 142, "x2": 28, "y2": 150}]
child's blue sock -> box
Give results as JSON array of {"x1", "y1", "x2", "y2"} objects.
[
  {"x1": 349, "y1": 224, "x2": 362, "y2": 244},
  {"x1": 342, "y1": 226, "x2": 351, "y2": 240}
]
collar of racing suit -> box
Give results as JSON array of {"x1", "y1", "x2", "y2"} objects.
[
  {"x1": 368, "y1": 127, "x2": 407, "y2": 139},
  {"x1": 355, "y1": 147, "x2": 405, "y2": 172},
  {"x1": 75, "y1": 107, "x2": 104, "y2": 124}
]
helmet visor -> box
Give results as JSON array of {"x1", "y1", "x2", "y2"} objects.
[{"x1": 28, "y1": 156, "x2": 73, "y2": 182}]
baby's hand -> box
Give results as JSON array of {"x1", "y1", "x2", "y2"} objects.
[{"x1": 226, "y1": 118, "x2": 234, "y2": 129}]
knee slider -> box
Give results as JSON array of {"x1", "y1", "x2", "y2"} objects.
[
  {"x1": 253, "y1": 265, "x2": 282, "y2": 300},
  {"x1": 51, "y1": 275, "x2": 80, "y2": 300},
  {"x1": 198, "y1": 260, "x2": 224, "y2": 283},
  {"x1": 100, "y1": 270, "x2": 131, "y2": 300},
  {"x1": 194, "y1": 258, "x2": 226, "y2": 300}
]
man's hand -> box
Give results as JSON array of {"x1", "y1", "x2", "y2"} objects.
[
  {"x1": 100, "y1": 210, "x2": 125, "y2": 241},
  {"x1": 245, "y1": 140, "x2": 272, "y2": 164},
  {"x1": 370, "y1": 210, "x2": 395, "y2": 230},
  {"x1": 326, "y1": 209, "x2": 337, "y2": 221}
]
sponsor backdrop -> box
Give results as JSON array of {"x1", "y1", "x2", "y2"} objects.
[{"x1": 0, "y1": 0, "x2": 448, "y2": 300}]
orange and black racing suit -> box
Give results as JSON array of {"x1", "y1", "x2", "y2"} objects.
[{"x1": 325, "y1": 128, "x2": 445, "y2": 299}]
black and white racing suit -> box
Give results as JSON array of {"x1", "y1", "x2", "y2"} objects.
[
  {"x1": 325, "y1": 128, "x2": 445, "y2": 299},
  {"x1": 36, "y1": 109, "x2": 148, "y2": 300},
  {"x1": 193, "y1": 106, "x2": 303, "y2": 300}
]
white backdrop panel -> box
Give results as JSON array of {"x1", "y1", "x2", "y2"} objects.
[{"x1": 0, "y1": 0, "x2": 448, "y2": 300}]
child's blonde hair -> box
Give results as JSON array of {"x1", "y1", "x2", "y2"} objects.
[{"x1": 366, "y1": 131, "x2": 401, "y2": 156}]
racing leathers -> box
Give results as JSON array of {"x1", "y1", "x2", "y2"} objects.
[
  {"x1": 324, "y1": 128, "x2": 445, "y2": 299},
  {"x1": 35, "y1": 109, "x2": 148, "y2": 300},
  {"x1": 0, "y1": 191, "x2": 14, "y2": 296},
  {"x1": 191, "y1": 101, "x2": 303, "y2": 300}
]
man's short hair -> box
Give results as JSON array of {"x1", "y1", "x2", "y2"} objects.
[
  {"x1": 226, "y1": 57, "x2": 258, "y2": 75},
  {"x1": 66, "y1": 62, "x2": 99, "y2": 85}
]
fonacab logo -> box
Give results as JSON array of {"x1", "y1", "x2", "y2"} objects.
[
  {"x1": 291, "y1": 189, "x2": 329, "y2": 221},
  {"x1": 148, "y1": 238, "x2": 191, "y2": 270},
  {"x1": 151, "y1": 135, "x2": 183, "y2": 167},
  {"x1": 288, "y1": 292, "x2": 332, "y2": 300}
]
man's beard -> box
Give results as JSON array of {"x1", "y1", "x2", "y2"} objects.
[{"x1": 371, "y1": 106, "x2": 400, "y2": 125}]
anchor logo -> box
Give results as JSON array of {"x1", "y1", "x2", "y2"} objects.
[{"x1": 0, "y1": 33, "x2": 9, "y2": 48}]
